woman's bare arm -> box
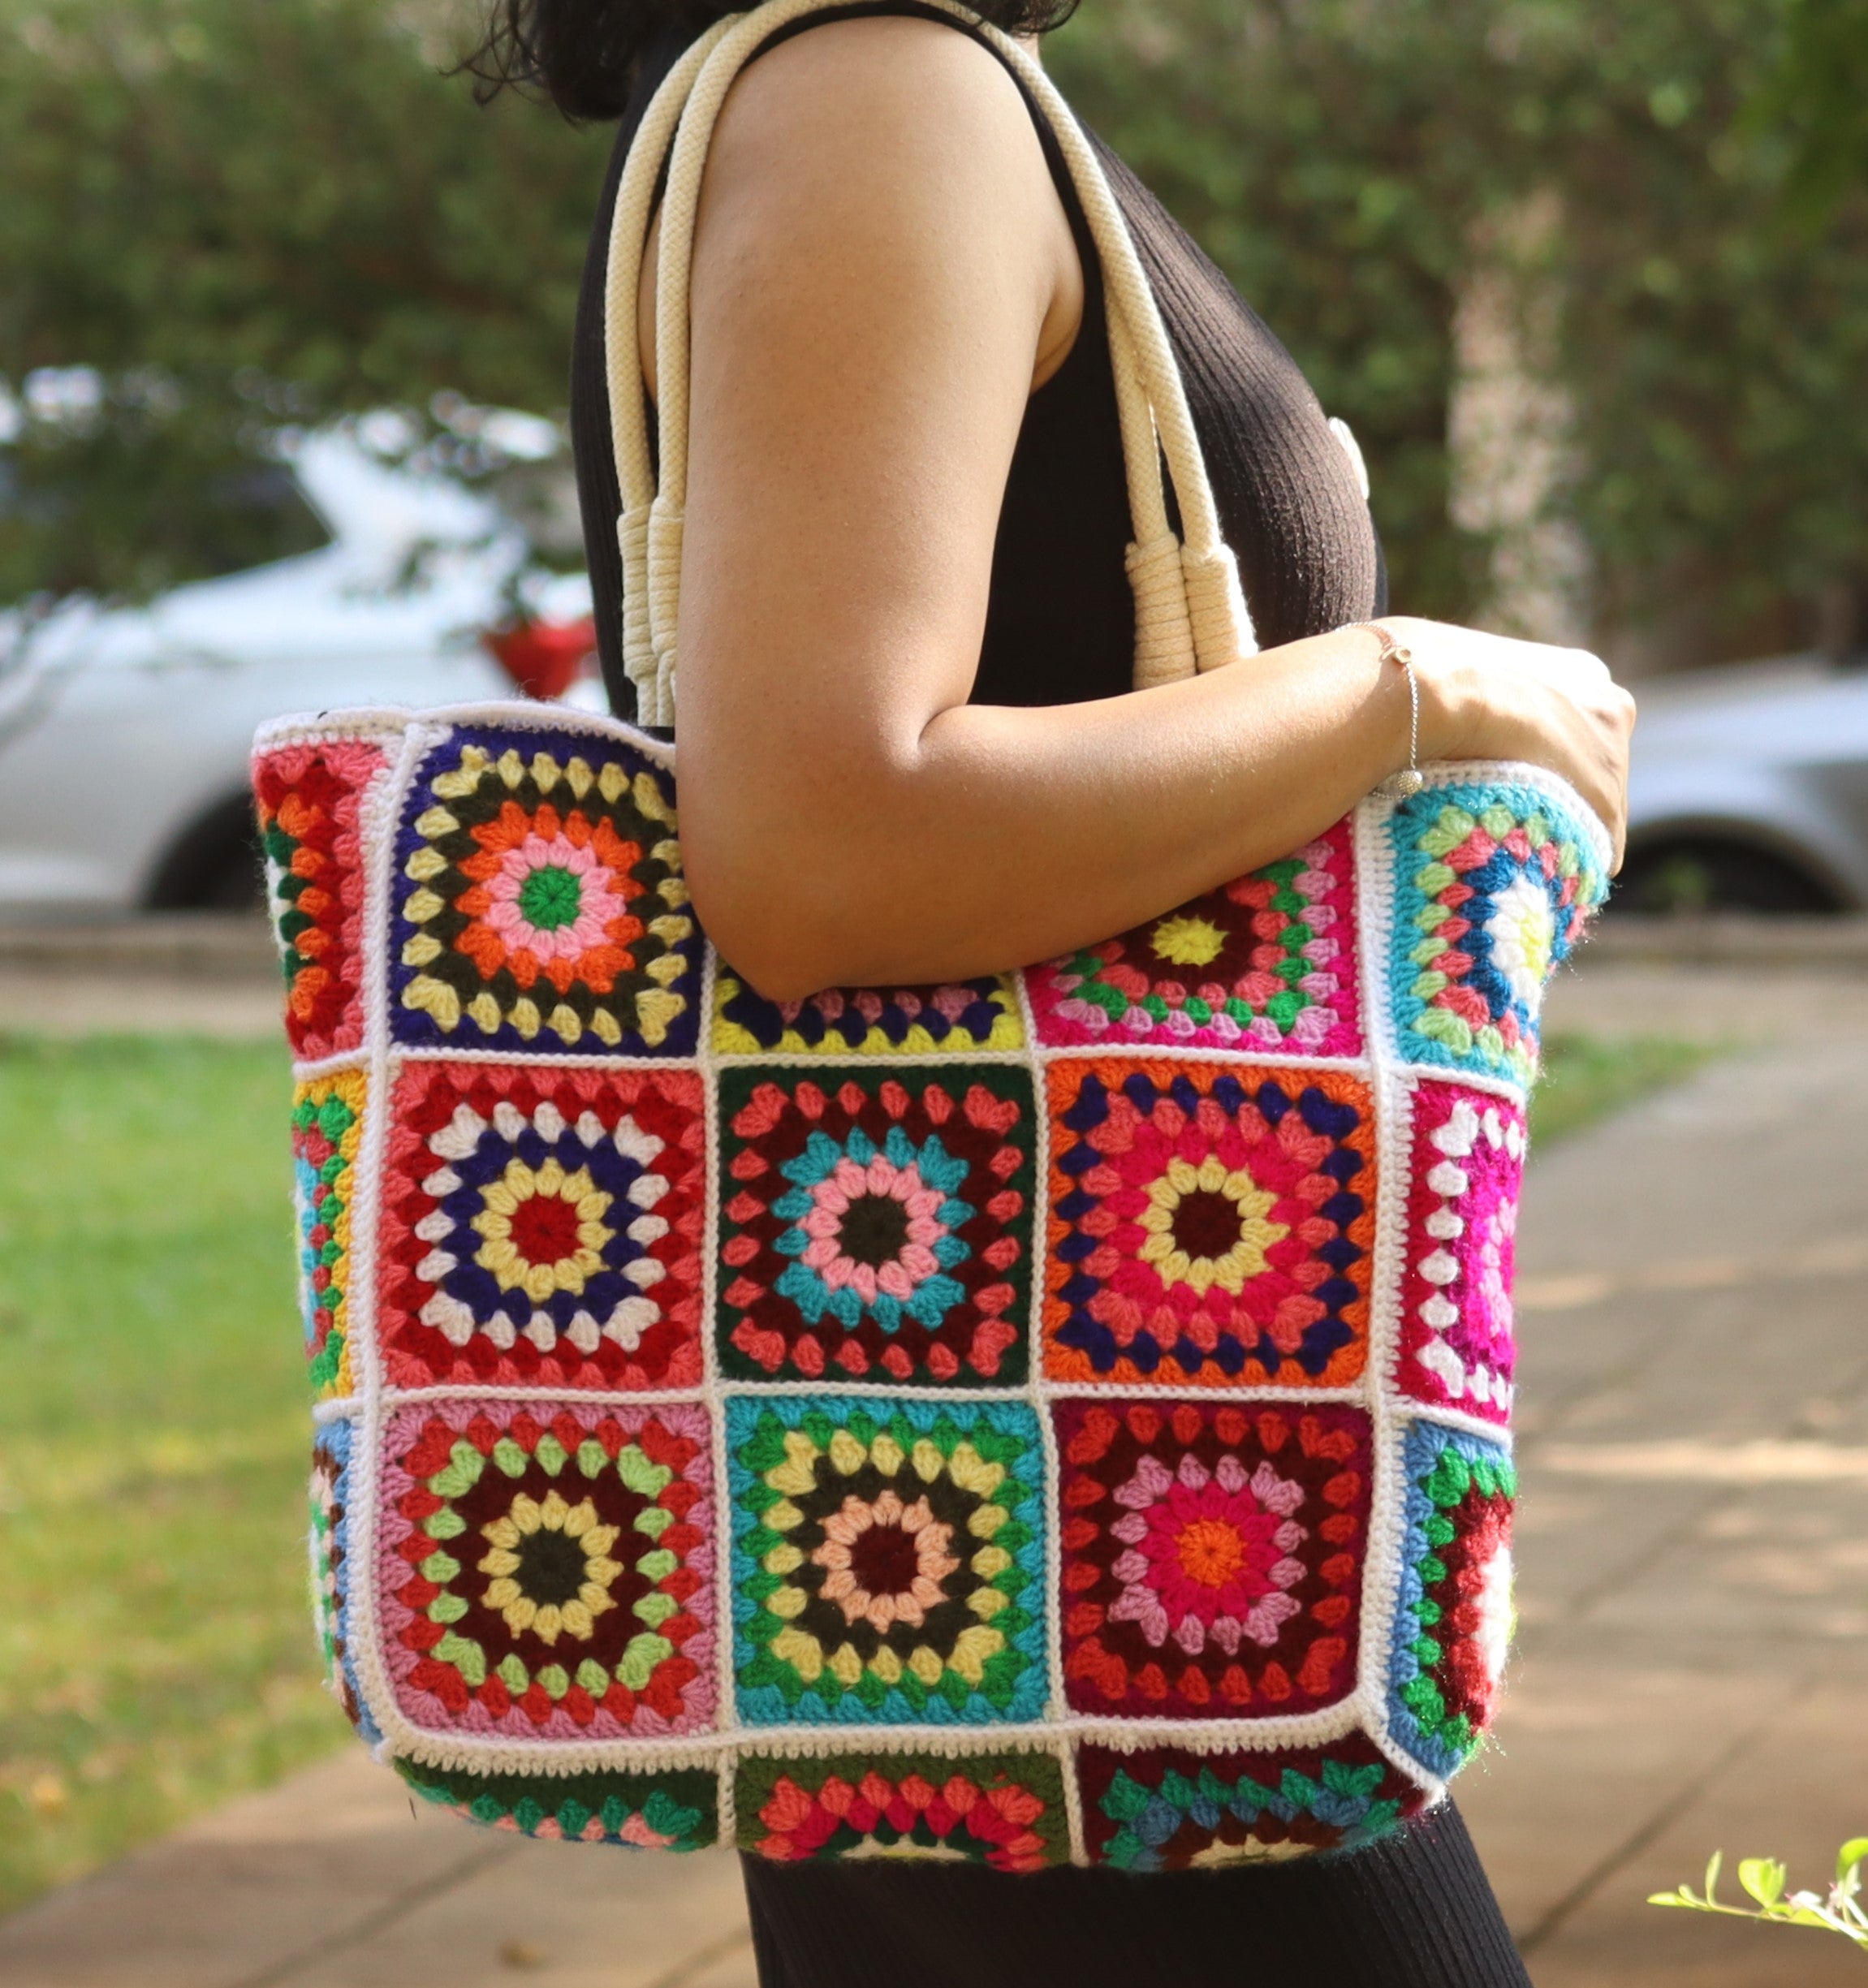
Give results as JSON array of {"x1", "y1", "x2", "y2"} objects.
[{"x1": 665, "y1": 19, "x2": 1633, "y2": 999}]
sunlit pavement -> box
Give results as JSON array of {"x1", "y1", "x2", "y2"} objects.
[{"x1": 1, "y1": 949, "x2": 1864, "y2": 1986}]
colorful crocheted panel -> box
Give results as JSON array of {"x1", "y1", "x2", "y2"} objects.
[
  {"x1": 1384, "y1": 781, "x2": 1607, "y2": 1085},
  {"x1": 727, "y1": 1397, "x2": 1049, "y2": 1727},
  {"x1": 1386, "y1": 1421, "x2": 1516, "y2": 1782},
  {"x1": 1027, "y1": 823, "x2": 1361, "y2": 1056},
  {"x1": 715, "y1": 1067, "x2": 1038, "y2": 1386},
  {"x1": 1078, "y1": 1734, "x2": 1427, "y2": 1869},
  {"x1": 309, "y1": 1421, "x2": 375, "y2": 1742},
  {"x1": 736, "y1": 1751, "x2": 1069, "y2": 1870},
  {"x1": 390, "y1": 730, "x2": 702, "y2": 1057},
  {"x1": 714, "y1": 972, "x2": 1025, "y2": 1056},
  {"x1": 292, "y1": 1071, "x2": 365, "y2": 1399},
  {"x1": 257, "y1": 701, "x2": 1607, "y2": 1868},
  {"x1": 377, "y1": 1399, "x2": 717, "y2": 1741},
  {"x1": 378, "y1": 1061, "x2": 705, "y2": 1393},
  {"x1": 1044, "y1": 1063, "x2": 1375, "y2": 1389},
  {"x1": 399, "y1": 1757, "x2": 719, "y2": 1849},
  {"x1": 1055, "y1": 1400, "x2": 1370, "y2": 1722},
  {"x1": 1397, "y1": 1085, "x2": 1525, "y2": 1423},
  {"x1": 255, "y1": 740, "x2": 385, "y2": 1058}
]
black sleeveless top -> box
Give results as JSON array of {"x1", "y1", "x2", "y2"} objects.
[{"x1": 568, "y1": 2, "x2": 1383, "y2": 722}]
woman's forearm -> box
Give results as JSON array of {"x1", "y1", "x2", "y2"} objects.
[{"x1": 680, "y1": 621, "x2": 1411, "y2": 996}]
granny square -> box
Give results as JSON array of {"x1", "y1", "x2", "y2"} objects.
[
  {"x1": 713, "y1": 969, "x2": 1025, "y2": 1056},
  {"x1": 1055, "y1": 1399, "x2": 1370, "y2": 1721},
  {"x1": 1026, "y1": 822, "x2": 1360, "y2": 1055},
  {"x1": 378, "y1": 1061, "x2": 705, "y2": 1392},
  {"x1": 397, "y1": 1757, "x2": 718, "y2": 1849},
  {"x1": 310, "y1": 1420, "x2": 376, "y2": 1741},
  {"x1": 1044, "y1": 1062, "x2": 1375, "y2": 1388},
  {"x1": 1385, "y1": 782, "x2": 1607, "y2": 1085},
  {"x1": 1396, "y1": 1085, "x2": 1525, "y2": 1423},
  {"x1": 390, "y1": 728, "x2": 702, "y2": 1057},
  {"x1": 293, "y1": 1072, "x2": 366, "y2": 1399},
  {"x1": 1025, "y1": 818, "x2": 1359, "y2": 1057},
  {"x1": 736, "y1": 1751, "x2": 1069, "y2": 1870},
  {"x1": 715, "y1": 1066, "x2": 1038, "y2": 1386},
  {"x1": 1386, "y1": 1421, "x2": 1516, "y2": 1782},
  {"x1": 1077, "y1": 1734, "x2": 1426, "y2": 1869},
  {"x1": 727, "y1": 1396, "x2": 1049, "y2": 1727},
  {"x1": 255, "y1": 739, "x2": 386, "y2": 1059},
  {"x1": 377, "y1": 1399, "x2": 716, "y2": 1741}
]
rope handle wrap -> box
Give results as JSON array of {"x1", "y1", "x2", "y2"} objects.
[{"x1": 602, "y1": 0, "x2": 1255, "y2": 726}]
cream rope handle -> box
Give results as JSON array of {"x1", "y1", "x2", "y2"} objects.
[
  {"x1": 604, "y1": 0, "x2": 1253, "y2": 723},
  {"x1": 601, "y1": 16, "x2": 740, "y2": 705}
]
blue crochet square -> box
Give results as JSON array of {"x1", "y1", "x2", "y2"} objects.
[
  {"x1": 310, "y1": 1417, "x2": 379, "y2": 1744},
  {"x1": 388, "y1": 726, "x2": 701, "y2": 1058},
  {"x1": 1384, "y1": 781, "x2": 1607, "y2": 1086},
  {"x1": 727, "y1": 1394, "x2": 1049, "y2": 1727},
  {"x1": 1385, "y1": 1420, "x2": 1516, "y2": 1782}
]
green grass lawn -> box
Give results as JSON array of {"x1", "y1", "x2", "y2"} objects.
[
  {"x1": 1530, "y1": 1032, "x2": 1722, "y2": 1145},
  {"x1": 0, "y1": 1026, "x2": 1723, "y2": 1915},
  {"x1": 0, "y1": 1037, "x2": 335, "y2": 1916}
]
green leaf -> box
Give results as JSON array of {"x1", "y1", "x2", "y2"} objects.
[
  {"x1": 1838, "y1": 1838, "x2": 1868, "y2": 1884},
  {"x1": 1738, "y1": 1856, "x2": 1786, "y2": 1908}
]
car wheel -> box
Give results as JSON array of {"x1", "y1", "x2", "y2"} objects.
[
  {"x1": 1612, "y1": 838, "x2": 1844, "y2": 915},
  {"x1": 144, "y1": 793, "x2": 265, "y2": 912}
]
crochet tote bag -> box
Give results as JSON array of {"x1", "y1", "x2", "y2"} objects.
[{"x1": 253, "y1": 0, "x2": 1610, "y2": 1874}]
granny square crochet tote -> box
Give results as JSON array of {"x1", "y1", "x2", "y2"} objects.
[{"x1": 253, "y1": 0, "x2": 1610, "y2": 1874}]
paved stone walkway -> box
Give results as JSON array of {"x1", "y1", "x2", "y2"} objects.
[{"x1": 1, "y1": 957, "x2": 1863, "y2": 1985}]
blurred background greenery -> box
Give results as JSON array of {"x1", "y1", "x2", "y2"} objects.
[{"x1": 2, "y1": 0, "x2": 1866, "y2": 660}]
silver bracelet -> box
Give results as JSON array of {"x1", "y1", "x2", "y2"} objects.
[{"x1": 1367, "y1": 621, "x2": 1424, "y2": 800}]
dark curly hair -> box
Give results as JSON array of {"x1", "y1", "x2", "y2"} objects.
[{"x1": 464, "y1": 0, "x2": 1078, "y2": 122}]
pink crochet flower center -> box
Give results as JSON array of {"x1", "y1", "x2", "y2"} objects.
[
  {"x1": 1106, "y1": 1451, "x2": 1309, "y2": 1654},
  {"x1": 483, "y1": 832, "x2": 629, "y2": 960},
  {"x1": 797, "y1": 1154, "x2": 950, "y2": 1304}
]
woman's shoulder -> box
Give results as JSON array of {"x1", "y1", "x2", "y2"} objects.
[{"x1": 710, "y1": 10, "x2": 1046, "y2": 192}]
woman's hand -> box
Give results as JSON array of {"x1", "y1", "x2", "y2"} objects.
[{"x1": 1397, "y1": 618, "x2": 1636, "y2": 866}]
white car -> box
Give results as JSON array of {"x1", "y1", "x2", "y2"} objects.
[
  {"x1": 0, "y1": 427, "x2": 599, "y2": 912},
  {"x1": 1620, "y1": 653, "x2": 1868, "y2": 912}
]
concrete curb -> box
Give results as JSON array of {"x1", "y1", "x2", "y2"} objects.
[
  {"x1": 0, "y1": 915, "x2": 277, "y2": 981},
  {"x1": 1586, "y1": 912, "x2": 1868, "y2": 965}
]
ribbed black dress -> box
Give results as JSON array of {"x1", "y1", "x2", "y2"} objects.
[{"x1": 567, "y1": 9, "x2": 1529, "y2": 1983}]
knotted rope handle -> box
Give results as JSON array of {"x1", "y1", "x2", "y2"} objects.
[{"x1": 603, "y1": 0, "x2": 1255, "y2": 726}]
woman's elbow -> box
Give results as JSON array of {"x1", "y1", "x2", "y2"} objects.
[{"x1": 684, "y1": 858, "x2": 861, "y2": 1003}]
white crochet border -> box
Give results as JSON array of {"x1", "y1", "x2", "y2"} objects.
[{"x1": 257, "y1": 697, "x2": 1608, "y2": 1865}]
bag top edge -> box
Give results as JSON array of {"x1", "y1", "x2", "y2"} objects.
[{"x1": 251, "y1": 698, "x2": 670, "y2": 766}]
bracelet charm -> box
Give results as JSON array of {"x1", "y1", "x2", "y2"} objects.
[{"x1": 1368, "y1": 621, "x2": 1424, "y2": 800}]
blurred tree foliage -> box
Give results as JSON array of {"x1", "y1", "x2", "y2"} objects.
[
  {"x1": 1752, "y1": 0, "x2": 1868, "y2": 220},
  {"x1": 2, "y1": 0, "x2": 1865, "y2": 653},
  {"x1": 0, "y1": 0, "x2": 604, "y2": 410},
  {"x1": 1051, "y1": 0, "x2": 1868, "y2": 651},
  {"x1": 0, "y1": 0, "x2": 607, "y2": 609}
]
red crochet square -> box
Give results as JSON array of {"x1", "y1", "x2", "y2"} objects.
[
  {"x1": 1055, "y1": 1399, "x2": 1370, "y2": 1721},
  {"x1": 254, "y1": 740, "x2": 386, "y2": 1059},
  {"x1": 714, "y1": 1065, "x2": 1037, "y2": 1386},
  {"x1": 379, "y1": 1060, "x2": 705, "y2": 1391}
]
